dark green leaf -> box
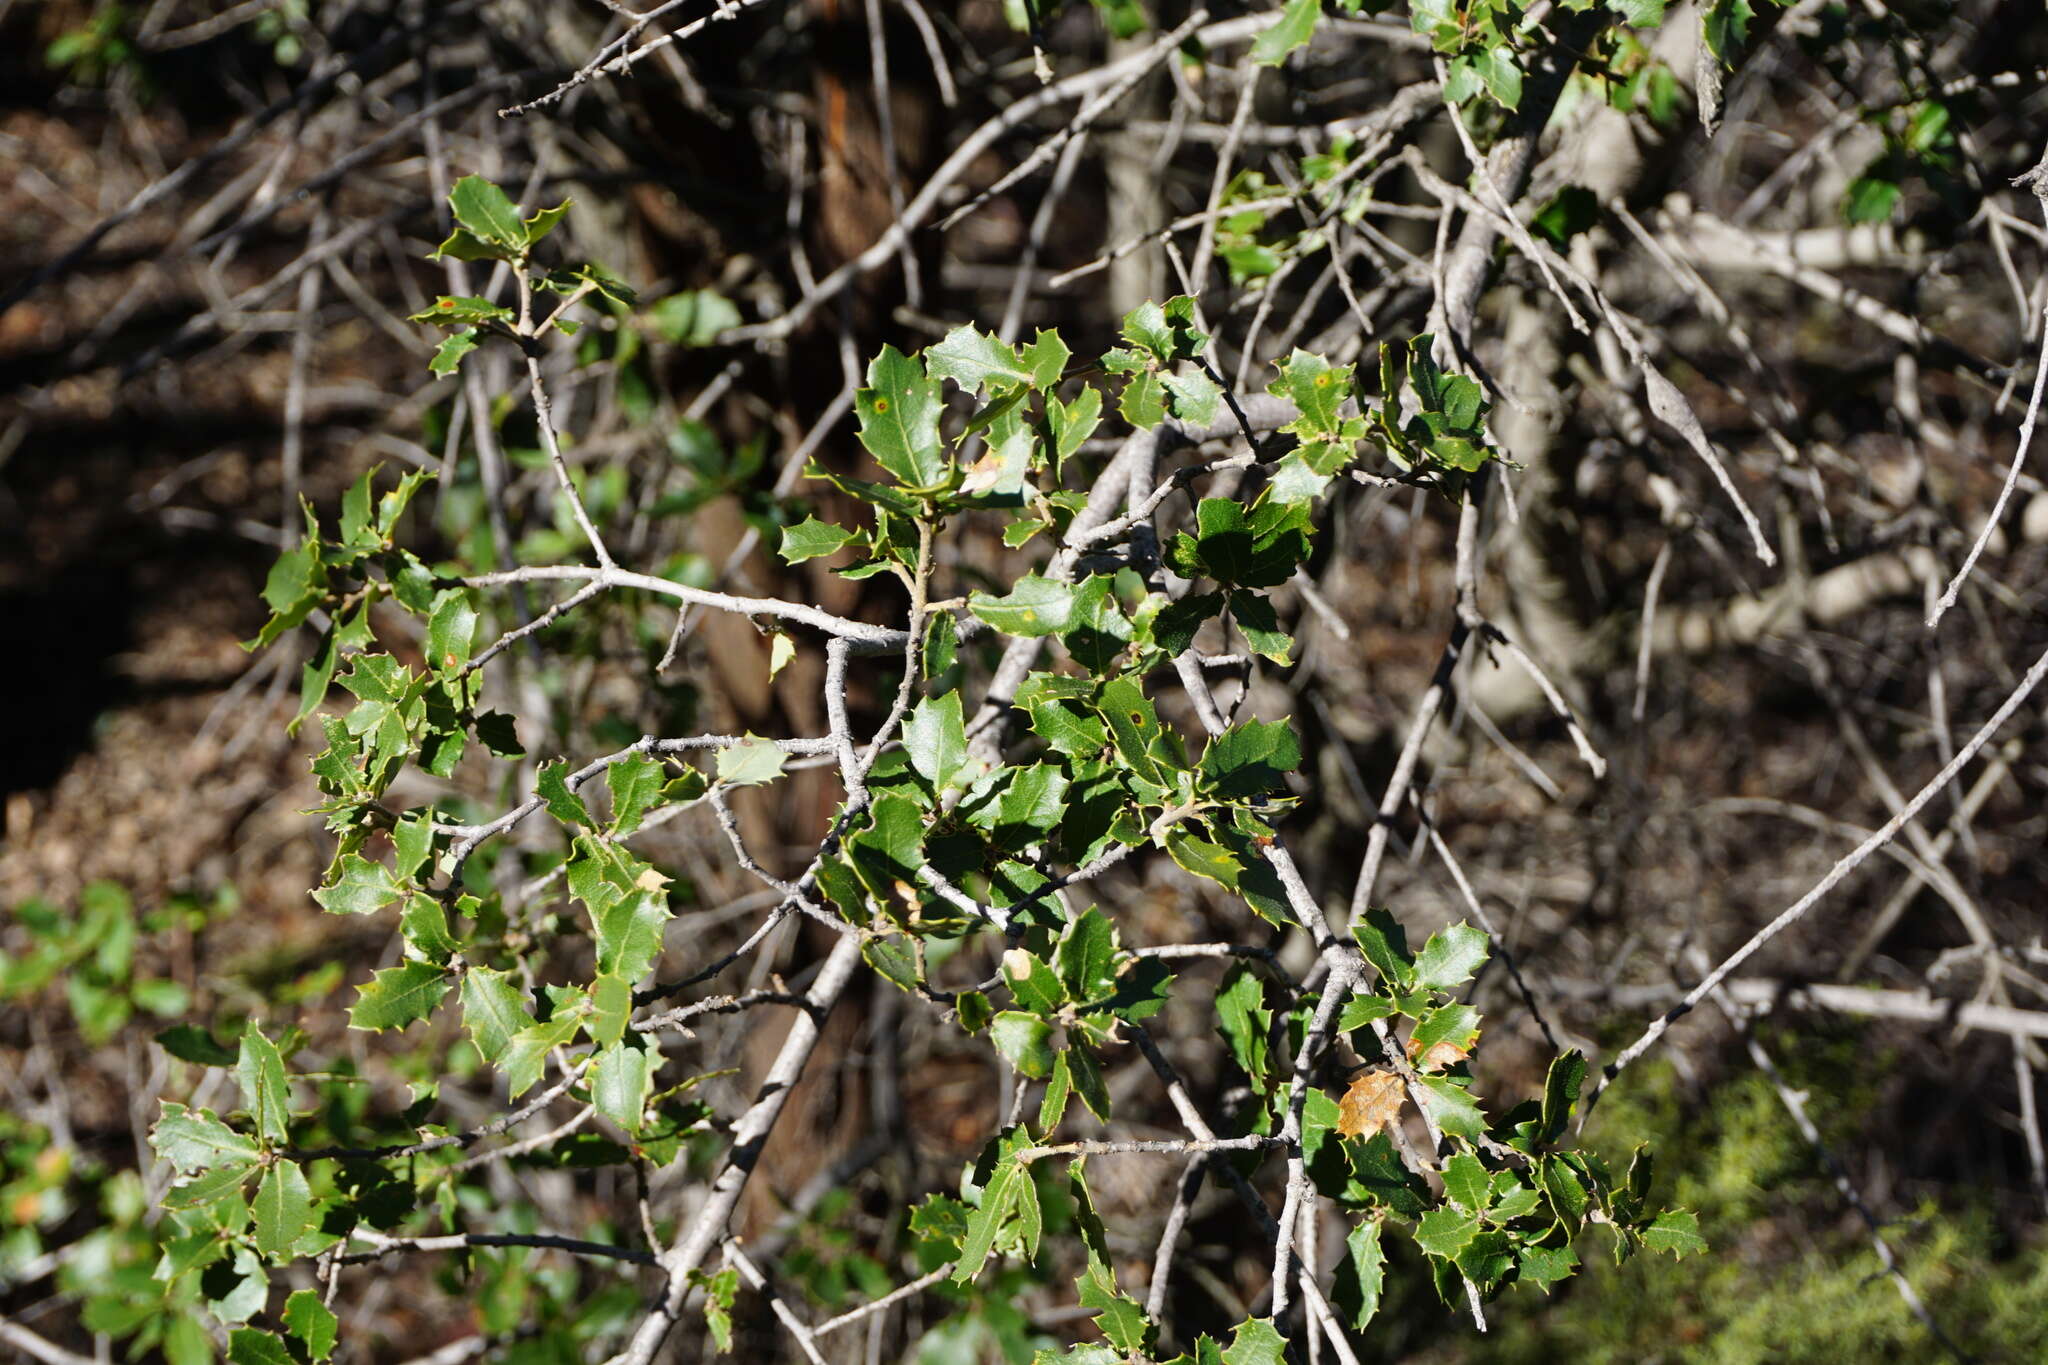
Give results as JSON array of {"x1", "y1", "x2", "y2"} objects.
[
  {"x1": 971, "y1": 575, "x2": 1078, "y2": 637},
  {"x1": 856, "y1": 345, "x2": 947, "y2": 490},
  {"x1": 461, "y1": 967, "x2": 532, "y2": 1063},
  {"x1": 283, "y1": 1289, "x2": 338, "y2": 1361},
  {"x1": 990, "y1": 1011, "x2": 1056, "y2": 1079},
  {"x1": 237, "y1": 1023, "x2": 292, "y2": 1144},
  {"x1": 347, "y1": 960, "x2": 451, "y2": 1032},
  {"x1": 253, "y1": 1161, "x2": 315, "y2": 1258},
  {"x1": 448, "y1": 174, "x2": 527, "y2": 249},
  {"x1": 313, "y1": 853, "x2": 404, "y2": 916}
]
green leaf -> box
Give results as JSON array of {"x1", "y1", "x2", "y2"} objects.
[
  {"x1": 1229, "y1": 593, "x2": 1295, "y2": 665},
  {"x1": 1222, "y1": 1317, "x2": 1286, "y2": 1365},
  {"x1": 716, "y1": 736, "x2": 788, "y2": 787},
  {"x1": 1338, "y1": 992, "x2": 1396, "y2": 1032},
  {"x1": 1333, "y1": 1218, "x2": 1386, "y2": 1331},
  {"x1": 1415, "y1": 1075, "x2": 1487, "y2": 1140},
  {"x1": 283, "y1": 1289, "x2": 338, "y2": 1362},
  {"x1": 1539, "y1": 1049, "x2": 1586, "y2": 1146},
  {"x1": 593, "y1": 891, "x2": 671, "y2": 982},
  {"x1": 252, "y1": 1161, "x2": 315, "y2": 1258},
  {"x1": 347, "y1": 960, "x2": 451, "y2": 1032},
  {"x1": 1199, "y1": 720, "x2": 1300, "y2": 798},
  {"x1": 1409, "y1": 1002, "x2": 1481, "y2": 1067},
  {"x1": 426, "y1": 590, "x2": 477, "y2": 671},
  {"x1": 1609, "y1": 0, "x2": 1666, "y2": 25},
  {"x1": 158, "y1": 1024, "x2": 239, "y2": 1067},
  {"x1": 587, "y1": 973, "x2": 632, "y2": 1046},
  {"x1": 992, "y1": 763, "x2": 1071, "y2": 842},
  {"x1": 590, "y1": 1039, "x2": 657, "y2": 1133},
  {"x1": 313, "y1": 853, "x2": 403, "y2": 916},
  {"x1": 461, "y1": 967, "x2": 532, "y2": 1063},
  {"x1": 905, "y1": 691, "x2": 971, "y2": 791},
  {"x1": 694, "y1": 1267, "x2": 739, "y2": 1351},
  {"x1": 428, "y1": 328, "x2": 481, "y2": 376},
  {"x1": 1214, "y1": 963, "x2": 1272, "y2": 1093},
  {"x1": 1441, "y1": 1152, "x2": 1492, "y2": 1211},
  {"x1": 1843, "y1": 172, "x2": 1901, "y2": 224},
  {"x1": 1517, "y1": 1241, "x2": 1578, "y2": 1290},
  {"x1": 1250, "y1": 0, "x2": 1318, "y2": 66},
  {"x1": 1413, "y1": 1205, "x2": 1481, "y2": 1259},
  {"x1": 536, "y1": 760, "x2": 593, "y2": 826},
  {"x1": 1047, "y1": 385, "x2": 1103, "y2": 474},
  {"x1": 153, "y1": 1103, "x2": 260, "y2": 1173},
  {"x1": 928, "y1": 324, "x2": 1034, "y2": 393},
  {"x1": 1641, "y1": 1208, "x2": 1706, "y2": 1257},
  {"x1": 1414, "y1": 922, "x2": 1489, "y2": 990},
  {"x1": 1271, "y1": 349, "x2": 1350, "y2": 435},
  {"x1": 1471, "y1": 45, "x2": 1523, "y2": 110},
  {"x1": 990, "y1": 1011, "x2": 1056, "y2": 1079},
  {"x1": 1067, "y1": 1040, "x2": 1111, "y2": 1121},
  {"x1": 226, "y1": 1330, "x2": 295, "y2": 1365},
  {"x1": 237, "y1": 1024, "x2": 292, "y2": 1144},
  {"x1": 779, "y1": 516, "x2": 858, "y2": 564},
  {"x1": 412, "y1": 295, "x2": 514, "y2": 328},
  {"x1": 502, "y1": 1016, "x2": 581, "y2": 1099},
  {"x1": 1351, "y1": 908, "x2": 1415, "y2": 990},
  {"x1": 953, "y1": 1130, "x2": 1040, "y2": 1282},
  {"x1": 1053, "y1": 907, "x2": 1120, "y2": 1004},
  {"x1": 448, "y1": 174, "x2": 527, "y2": 249},
  {"x1": 647, "y1": 290, "x2": 741, "y2": 347},
  {"x1": 1038, "y1": 1048, "x2": 1073, "y2": 1133},
  {"x1": 856, "y1": 345, "x2": 947, "y2": 490},
  {"x1": 400, "y1": 896, "x2": 458, "y2": 964},
  {"x1": 607, "y1": 752, "x2": 664, "y2": 836},
  {"x1": 970, "y1": 574, "x2": 1078, "y2": 636}
]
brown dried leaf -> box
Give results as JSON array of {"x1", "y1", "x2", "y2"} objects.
[{"x1": 1335, "y1": 1071, "x2": 1406, "y2": 1140}]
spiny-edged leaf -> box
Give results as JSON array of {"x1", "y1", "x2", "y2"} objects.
[
  {"x1": 1163, "y1": 368, "x2": 1222, "y2": 426},
  {"x1": 992, "y1": 763, "x2": 1070, "y2": 842},
  {"x1": 1118, "y1": 296, "x2": 1208, "y2": 363},
  {"x1": 1199, "y1": 719, "x2": 1300, "y2": 798},
  {"x1": 429, "y1": 226, "x2": 508, "y2": 263},
  {"x1": 461, "y1": 967, "x2": 532, "y2": 1063},
  {"x1": 1338, "y1": 992, "x2": 1396, "y2": 1033},
  {"x1": 1111, "y1": 365, "x2": 1167, "y2": 429},
  {"x1": 1221, "y1": 1317, "x2": 1286, "y2": 1365},
  {"x1": 1414, "y1": 921, "x2": 1489, "y2": 991},
  {"x1": 1251, "y1": 0, "x2": 1319, "y2": 66},
  {"x1": 1640, "y1": 1208, "x2": 1707, "y2": 1257},
  {"x1": 589, "y1": 1038, "x2": 657, "y2": 1133},
  {"x1": 1441, "y1": 1152, "x2": 1492, "y2": 1211},
  {"x1": 1408, "y1": 1003, "x2": 1480, "y2": 1071},
  {"x1": 1003, "y1": 948, "x2": 1065, "y2": 1016},
  {"x1": 928, "y1": 324, "x2": 1034, "y2": 394},
  {"x1": 536, "y1": 759, "x2": 593, "y2": 826},
  {"x1": 226, "y1": 1329, "x2": 295, "y2": 1365},
  {"x1": 1096, "y1": 675, "x2": 1167, "y2": 785},
  {"x1": 252, "y1": 1161, "x2": 315, "y2": 1258},
  {"x1": 347, "y1": 960, "x2": 451, "y2": 1032},
  {"x1": 779, "y1": 516, "x2": 858, "y2": 564},
  {"x1": 953, "y1": 1129, "x2": 1040, "y2": 1282},
  {"x1": 1610, "y1": 0, "x2": 1666, "y2": 26},
  {"x1": 1214, "y1": 963, "x2": 1272, "y2": 1093},
  {"x1": 448, "y1": 174, "x2": 527, "y2": 249},
  {"x1": 607, "y1": 752, "x2": 664, "y2": 837},
  {"x1": 501, "y1": 1016, "x2": 580, "y2": 1098},
  {"x1": 1271, "y1": 348, "x2": 1350, "y2": 435},
  {"x1": 1151, "y1": 591, "x2": 1223, "y2": 656},
  {"x1": 282, "y1": 1289, "x2": 338, "y2": 1362},
  {"x1": 1414, "y1": 1074, "x2": 1487, "y2": 1140},
  {"x1": 594, "y1": 891, "x2": 670, "y2": 982},
  {"x1": 1517, "y1": 1240, "x2": 1578, "y2": 1290},
  {"x1": 236, "y1": 1024, "x2": 292, "y2": 1144},
  {"x1": 426, "y1": 590, "x2": 476, "y2": 671},
  {"x1": 1164, "y1": 825, "x2": 1243, "y2": 888},
  {"x1": 856, "y1": 345, "x2": 946, "y2": 490},
  {"x1": 716, "y1": 735, "x2": 788, "y2": 787},
  {"x1": 1332, "y1": 1217, "x2": 1386, "y2": 1331},
  {"x1": 970, "y1": 574, "x2": 1078, "y2": 637},
  {"x1": 1413, "y1": 1205, "x2": 1481, "y2": 1259},
  {"x1": 990, "y1": 1011, "x2": 1056, "y2": 1079},
  {"x1": 905, "y1": 691, "x2": 971, "y2": 791},
  {"x1": 153, "y1": 1103, "x2": 260, "y2": 1173},
  {"x1": 428, "y1": 329, "x2": 481, "y2": 376},
  {"x1": 1352, "y1": 907, "x2": 1415, "y2": 990},
  {"x1": 1054, "y1": 906, "x2": 1120, "y2": 1004},
  {"x1": 412, "y1": 295, "x2": 513, "y2": 329},
  {"x1": 313, "y1": 853, "x2": 403, "y2": 916},
  {"x1": 1228, "y1": 593, "x2": 1294, "y2": 665},
  {"x1": 1470, "y1": 45, "x2": 1523, "y2": 109},
  {"x1": 691, "y1": 1266, "x2": 739, "y2": 1351},
  {"x1": 1047, "y1": 385, "x2": 1103, "y2": 474}
]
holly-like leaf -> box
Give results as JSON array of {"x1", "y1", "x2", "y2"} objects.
[
  {"x1": 1414, "y1": 1074, "x2": 1487, "y2": 1140},
  {"x1": 400, "y1": 896, "x2": 458, "y2": 965},
  {"x1": 313, "y1": 854, "x2": 404, "y2": 916},
  {"x1": 1641, "y1": 1208, "x2": 1707, "y2": 1257},
  {"x1": 779, "y1": 516, "x2": 858, "y2": 564},
  {"x1": 347, "y1": 960, "x2": 451, "y2": 1032},
  {"x1": 1333, "y1": 1217, "x2": 1386, "y2": 1331},
  {"x1": 1215, "y1": 963, "x2": 1273, "y2": 1093},
  {"x1": 607, "y1": 752, "x2": 664, "y2": 836},
  {"x1": 856, "y1": 345, "x2": 947, "y2": 490},
  {"x1": 428, "y1": 328, "x2": 481, "y2": 376},
  {"x1": 1414, "y1": 922, "x2": 1489, "y2": 991},
  {"x1": 1221, "y1": 1317, "x2": 1286, "y2": 1365},
  {"x1": 905, "y1": 691, "x2": 971, "y2": 791},
  {"x1": 990, "y1": 1011, "x2": 1056, "y2": 1079},
  {"x1": 928, "y1": 324, "x2": 1034, "y2": 394},
  {"x1": 1413, "y1": 1205, "x2": 1481, "y2": 1259},
  {"x1": 590, "y1": 1038, "x2": 657, "y2": 1133},
  {"x1": 1251, "y1": 0, "x2": 1319, "y2": 66},
  {"x1": 1408, "y1": 1003, "x2": 1480, "y2": 1071},
  {"x1": 1054, "y1": 907, "x2": 1120, "y2": 1004},
  {"x1": 226, "y1": 1330, "x2": 295, "y2": 1365}
]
